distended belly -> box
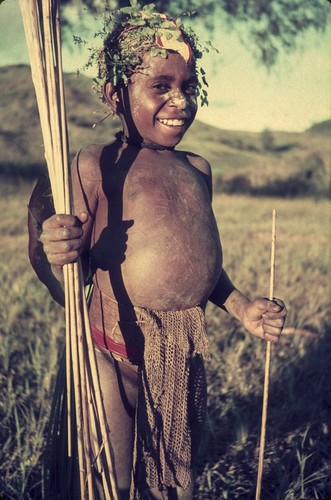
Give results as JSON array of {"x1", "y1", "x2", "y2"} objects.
[
  {"x1": 91, "y1": 160, "x2": 223, "y2": 310},
  {"x1": 119, "y1": 222, "x2": 222, "y2": 310}
]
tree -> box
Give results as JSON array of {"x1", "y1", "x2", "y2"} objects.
[
  {"x1": 60, "y1": 0, "x2": 330, "y2": 66},
  {"x1": 261, "y1": 128, "x2": 275, "y2": 151}
]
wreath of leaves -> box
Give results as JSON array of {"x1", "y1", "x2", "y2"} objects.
[{"x1": 74, "y1": 0, "x2": 217, "y2": 106}]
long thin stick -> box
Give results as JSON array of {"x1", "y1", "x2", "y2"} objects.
[
  {"x1": 255, "y1": 208, "x2": 276, "y2": 500},
  {"x1": 19, "y1": 1, "x2": 119, "y2": 497}
]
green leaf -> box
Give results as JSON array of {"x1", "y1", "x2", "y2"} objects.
[
  {"x1": 164, "y1": 31, "x2": 173, "y2": 40},
  {"x1": 160, "y1": 20, "x2": 177, "y2": 30},
  {"x1": 73, "y1": 35, "x2": 86, "y2": 45},
  {"x1": 144, "y1": 28, "x2": 155, "y2": 37},
  {"x1": 150, "y1": 47, "x2": 160, "y2": 57},
  {"x1": 130, "y1": 18, "x2": 146, "y2": 26},
  {"x1": 121, "y1": 7, "x2": 135, "y2": 14},
  {"x1": 202, "y1": 76, "x2": 209, "y2": 87},
  {"x1": 148, "y1": 18, "x2": 160, "y2": 28},
  {"x1": 142, "y1": 3, "x2": 156, "y2": 13}
]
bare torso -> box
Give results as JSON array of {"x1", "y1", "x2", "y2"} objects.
[{"x1": 75, "y1": 142, "x2": 222, "y2": 312}]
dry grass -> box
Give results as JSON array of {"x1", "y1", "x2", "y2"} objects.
[
  {"x1": 198, "y1": 194, "x2": 331, "y2": 499},
  {"x1": 0, "y1": 180, "x2": 65, "y2": 499},
  {"x1": 0, "y1": 180, "x2": 330, "y2": 499}
]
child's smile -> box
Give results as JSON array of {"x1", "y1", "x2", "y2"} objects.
[{"x1": 122, "y1": 51, "x2": 198, "y2": 148}]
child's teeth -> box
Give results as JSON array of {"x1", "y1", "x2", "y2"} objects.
[{"x1": 159, "y1": 118, "x2": 184, "y2": 126}]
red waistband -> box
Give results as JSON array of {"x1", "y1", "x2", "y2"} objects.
[{"x1": 91, "y1": 324, "x2": 143, "y2": 364}]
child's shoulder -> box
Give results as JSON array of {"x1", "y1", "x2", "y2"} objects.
[
  {"x1": 180, "y1": 150, "x2": 212, "y2": 177},
  {"x1": 77, "y1": 143, "x2": 104, "y2": 165},
  {"x1": 177, "y1": 150, "x2": 213, "y2": 197},
  {"x1": 73, "y1": 142, "x2": 110, "y2": 181}
]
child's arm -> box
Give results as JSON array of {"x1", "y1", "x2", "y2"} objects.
[
  {"x1": 28, "y1": 148, "x2": 99, "y2": 306},
  {"x1": 209, "y1": 269, "x2": 287, "y2": 343},
  {"x1": 28, "y1": 174, "x2": 66, "y2": 305},
  {"x1": 191, "y1": 155, "x2": 287, "y2": 342}
]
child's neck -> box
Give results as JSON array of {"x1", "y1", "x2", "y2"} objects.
[{"x1": 116, "y1": 131, "x2": 175, "y2": 152}]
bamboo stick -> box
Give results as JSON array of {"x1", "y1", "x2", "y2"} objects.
[
  {"x1": 68, "y1": 266, "x2": 86, "y2": 499},
  {"x1": 75, "y1": 262, "x2": 98, "y2": 499},
  {"x1": 80, "y1": 263, "x2": 119, "y2": 498},
  {"x1": 19, "y1": 1, "x2": 119, "y2": 498},
  {"x1": 255, "y1": 209, "x2": 277, "y2": 500},
  {"x1": 64, "y1": 267, "x2": 72, "y2": 456},
  {"x1": 55, "y1": 8, "x2": 71, "y2": 215},
  {"x1": 19, "y1": 2, "x2": 54, "y2": 190}
]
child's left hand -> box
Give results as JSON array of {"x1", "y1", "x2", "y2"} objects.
[{"x1": 241, "y1": 298, "x2": 287, "y2": 343}]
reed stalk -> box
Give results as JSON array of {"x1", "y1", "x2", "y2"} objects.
[
  {"x1": 19, "y1": 1, "x2": 119, "y2": 497},
  {"x1": 255, "y1": 208, "x2": 277, "y2": 500}
]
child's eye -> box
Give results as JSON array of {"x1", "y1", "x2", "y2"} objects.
[
  {"x1": 153, "y1": 83, "x2": 169, "y2": 92},
  {"x1": 184, "y1": 84, "x2": 198, "y2": 96}
]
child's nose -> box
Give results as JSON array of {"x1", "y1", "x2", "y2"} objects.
[{"x1": 169, "y1": 92, "x2": 188, "y2": 110}]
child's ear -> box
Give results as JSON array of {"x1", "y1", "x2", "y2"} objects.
[{"x1": 103, "y1": 82, "x2": 121, "y2": 114}]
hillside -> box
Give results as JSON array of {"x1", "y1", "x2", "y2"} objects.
[{"x1": 1, "y1": 65, "x2": 329, "y2": 196}]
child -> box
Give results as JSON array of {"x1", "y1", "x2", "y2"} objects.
[{"x1": 28, "y1": 5, "x2": 287, "y2": 499}]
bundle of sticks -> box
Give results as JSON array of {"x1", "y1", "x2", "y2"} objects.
[{"x1": 19, "y1": 1, "x2": 118, "y2": 498}]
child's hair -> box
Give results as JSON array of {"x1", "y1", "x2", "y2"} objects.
[
  {"x1": 100, "y1": 10, "x2": 200, "y2": 87},
  {"x1": 78, "y1": 2, "x2": 214, "y2": 106}
]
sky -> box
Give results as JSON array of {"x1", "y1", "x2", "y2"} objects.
[{"x1": 1, "y1": 0, "x2": 330, "y2": 132}]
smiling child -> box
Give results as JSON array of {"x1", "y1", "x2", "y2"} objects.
[{"x1": 28, "y1": 5, "x2": 287, "y2": 499}]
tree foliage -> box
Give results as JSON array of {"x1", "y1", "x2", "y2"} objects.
[{"x1": 61, "y1": 0, "x2": 330, "y2": 66}]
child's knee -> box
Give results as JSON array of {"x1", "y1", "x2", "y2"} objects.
[
  {"x1": 118, "y1": 487, "x2": 130, "y2": 500},
  {"x1": 141, "y1": 470, "x2": 195, "y2": 499}
]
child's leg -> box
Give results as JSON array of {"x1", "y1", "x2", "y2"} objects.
[
  {"x1": 146, "y1": 473, "x2": 195, "y2": 499},
  {"x1": 95, "y1": 347, "x2": 138, "y2": 498}
]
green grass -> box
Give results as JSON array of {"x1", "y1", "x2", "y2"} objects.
[{"x1": 0, "y1": 180, "x2": 330, "y2": 499}]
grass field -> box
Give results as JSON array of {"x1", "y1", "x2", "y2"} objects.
[
  {"x1": 2, "y1": 66, "x2": 330, "y2": 200},
  {"x1": 0, "y1": 178, "x2": 330, "y2": 499}
]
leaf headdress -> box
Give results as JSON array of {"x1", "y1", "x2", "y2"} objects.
[{"x1": 78, "y1": 1, "x2": 215, "y2": 106}]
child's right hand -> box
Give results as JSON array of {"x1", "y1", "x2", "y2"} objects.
[{"x1": 39, "y1": 212, "x2": 89, "y2": 272}]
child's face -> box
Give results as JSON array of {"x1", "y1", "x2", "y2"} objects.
[{"x1": 122, "y1": 51, "x2": 198, "y2": 148}]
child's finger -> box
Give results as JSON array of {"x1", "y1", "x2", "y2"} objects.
[
  {"x1": 43, "y1": 214, "x2": 78, "y2": 229},
  {"x1": 43, "y1": 237, "x2": 83, "y2": 255},
  {"x1": 271, "y1": 298, "x2": 286, "y2": 312},
  {"x1": 77, "y1": 212, "x2": 89, "y2": 224},
  {"x1": 262, "y1": 298, "x2": 287, "y2": 319},
  {"x1": 263, "y1": 330, "x2": 282, "y2": 343},
  {"x1": 262, "y1": 313, "x2": 286, "y2": 342},
  {"x1": 262, "y1": 318, "x2": 284, "y2": 337},
  {"x1": 41, "y1": 225, "x2": 83, "y2": 243},
  {"x1": 42, "y1": 212, "x2": 88, "y2": 232},
  {"x1": 47, "y1": 249, "x2": 81, "y2": 266},
  {"x1": 263, "y1": 315, "x2": 285, "y2": 327},
  {"x1": 250, "y1": 297, "x2": 283, "y2": 314}
]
